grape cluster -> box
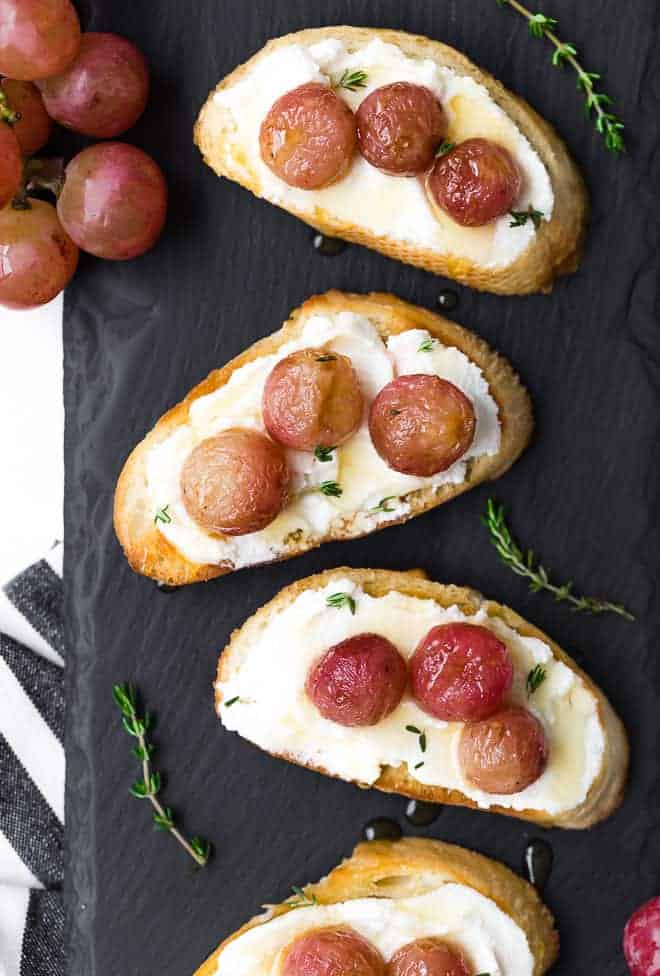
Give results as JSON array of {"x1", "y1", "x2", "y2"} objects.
[{"x1": 0, "y1": 0, "x2": 167, "y2": 310}]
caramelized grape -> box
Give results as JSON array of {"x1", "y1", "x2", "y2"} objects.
[
  {"x1": 306, "y1": 633, "x2": 407, "y2": 727},
  {"x1": 0, "y1": 0, "x2": 81, "y2": 81},
  {"x1": 260, "y1": 83, "x2": 357, "y2": 190},
  {"x1": 57, "y1": 143, "x2": 167, "y2": 260},
  {"x1": 356, "y1": 83, "x2": 447, "y2": 176},
  {"x1": 427, "y1": 138, "x2": 522, "y2": 227},
  {"x1": 180, "y1": 428, "x2": 289, "y2": 536},
  {"x1": 0, "y1": 123, "x2": 22, "y2": 209},
  {"x1": 262, "y1": 348, "x2": 363, "y2": 451},
  {"x1": 282, "y1": 927, "x2": 385, "y2": 976},
  {"x1": 38, "y1": 33, "x2": 149, "y2": 138},
  {"x1": 0, "y1": 198, "x2": 78, "y2": 309},
  {"x1": 411, "y1": 623, "x2": 513, "y2": 722},
  {"x1": 623, "y1": 897, "x2": 660, "y2": 976},
  {"x1": 458, "y1": 706, "x2": 548, "y2": 795},
  {"x1": 369, "y1": 374, "x2": 476, "y2": 477},
  {"x1": 1, "y1": 80, "x2": 52, "y2": 156},
  {"x1": 387, "y1": 938, "x2": 470, "y2": 976}
]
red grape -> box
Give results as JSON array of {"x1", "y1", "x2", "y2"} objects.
[
  {"x1": 282, "y1": 928, "x2": 385, "y2": 976},
  {"x1": 624, "y1": 897, "x2": 660, "y2": 976},
  {"x1": 0, "y1": 122, "x2": 22, "y2": 209},
  {"x1": 57, "y1": 143, "x2": 167, "y2": 260},
  {"x1": 0, "y1": 198, "x2": 78, "y2": 309},
  {"x1": 0, "y1": 0, "x2": 81, "y2": 81},
  {"x1": 38, "y1": 33, "x2": 150, "y2": 139},
  {"x1": 1, "y1": 79, "x2": 52, "y2": 156},
  {"x1": 458, "y1": 706, "x2": 547, "y2": 795}
]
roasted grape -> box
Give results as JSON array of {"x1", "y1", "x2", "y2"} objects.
[
  {"x1": 0, "y1": 198, "x2": 78, "y2": 309},
  {"x1": 0, "y1": 122, "x2": 22, "y2": 209},
  {"x1": 263, "y1": 348, "x2": 363, "y2": 451},
  {"x1": 57, "y1": 143, "x2": 167, "y2": 260},
  {"x1": 411, "y1": 623, "x2": 513, "y2": 722},
  {"x1": 1, "y1": 80, "x2": 52, "y2": 156},
  {"x1": 356, "y1": 83, "x2": 447, "y2": 175},
  {"x1": 369, "y1": 374, "x2": 476, "y2": 477},
  {"x1": 38, "y1": 33, "x2": 150, "y2": 138},
  {"x1": 260, "y1": 83, "x2": 357, "y2": 190},
  {"x1": 427, "y1": 138, "x2": 522, "y2": 227},
  {"x1": 0, "y1": 0, "x2": 81, "y2": 81},
  {"x1": 282, "y1": 927, "x2": 385, "y2": 976},
  {"x1": 306, "y1": 633, "x2": 407, "y2": 727},
  {"x1": 458, "y1": 706, "x2": 548, "y2": 795},
  {"x1": 180, "y1": 428, "x2": 289, "y2": 536},
  {"x1": 387, "y1": 938, "x2": 470, "y2": 976}
]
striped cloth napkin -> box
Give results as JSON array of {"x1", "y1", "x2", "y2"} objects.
[{"x1": 0, "y1": 546, "x2": 64, "y2": 976}]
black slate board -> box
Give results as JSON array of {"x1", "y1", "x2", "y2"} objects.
[{"x1": 63, "y1": 1, "x2": 660, "y2": 973}]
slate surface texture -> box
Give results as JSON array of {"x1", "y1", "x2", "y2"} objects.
[{"x1": 64, "y1": 1, "x2": 659, "y2": 973}]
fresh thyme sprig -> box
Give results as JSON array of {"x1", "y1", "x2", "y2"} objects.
[
  {"x1": 435, "y1": 140, "x2": 455, "y2": 158},
  {"x1": 496, "y1": 0, "x2": 625, "y2": 152},
  {"x1": 314, "y1": 445, "x2": 335, "y2": 463},
  {"x1": 370, "y1": 496, "x2": 398, "y2": 514},
  {"x1": 335, "y1": 68, "x2": 368, "y2": 92},
  {"x1": 326, "y1": 592, "x2": 357, "y2": 614},
  {"x1": 526, "y1": 664, "x2": 547, "y2": 694},
  {"x1": 319, "y1": 480, "x2": 343, "y2": 497},
  {"x1": 154, "y1": 505, "x2": 172, "y2": 525},
  {"x1": 112, "y1": 683, "x2": 212, "y2": 868},
  {"x1": 482, "y1": 499, "x2": 634, "y2": 620},
  {"x1": 509, "y1": 206, "x2": 544, "y2": 229},
  {"x1": 418, "y1": 337, "x2": 437, "y2": 353},
  {"x1": 289, "y1": 885, "x2": 318, "y2": 907}
]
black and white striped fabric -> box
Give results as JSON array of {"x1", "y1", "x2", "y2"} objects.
[{"x1": 0, "y1": 546, "x2": 65, "y2": 976}]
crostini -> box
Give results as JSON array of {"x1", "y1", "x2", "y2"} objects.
[
  {"x1": 195, "y1": 27, "x2": 588, "y2": 295},
  {"x1": 194, "y1": 837, "x2": 560, "y2": 976},
  {"x1": 215, "y1": 568, "x2": 629, "y2": 829},
  {"x1": 114, "y1": 291, "x2": 532, "y2": 585}
]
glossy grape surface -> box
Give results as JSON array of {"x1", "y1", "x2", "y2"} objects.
[
  {"x1": 427, "y1": 138, "x2": 522, "y2": 227},
  {"x1": 263, "y1": 348, "x2": 363, "y2": 451},
  {"x1": 0, "y1": 0, "x2": 81, "y2": 81},
  {"x1": 0, "y1": 123, "x2": 22, "y2": 209},
  {"x1": 369, "y1": 374, "x2": 476, "y2": 477},
  {"x1": 0, "y1": 198, "x2": 78, "y2": 309},
  {"x1": 458, "y1": 706, "x2": 547, "y2": 795},
  {"x1": 411, "y1": 623, "x2": 513, "y2": 722},
  {"x1": 38, "y1": 33, "x2": 149, "y2": 138},
  {"x1": 260, "y1": 83, "x2": 357, "y2": 190},
  {"x1": 282, "y1": 927, "x2": 385, "y2": 976},
  {"x1": 1, "y1": 79, "x2": 52, "y2": 156},
  {"x1": 57, "y1": 143, "x2": 167, "y2": 260},
  {"x1": 386, "y1": 938, "x2": 470, "y2": 976},
  {"x1": 356, "y1": 82, "x2": 447, "y2": 175}
]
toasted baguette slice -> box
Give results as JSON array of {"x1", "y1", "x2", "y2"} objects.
[
  {"x1": 195, "y1": 26, "x2": 588, "y2": 295},
  {"x1": 194, "y1": 837, "x2": 559, "y2": 976},
  {"x1": 216, "y1": 568, "x2": 629, "y2": 829},
  {"x1": 114, "y1": 291, "x2": 533, "y2": 585}
]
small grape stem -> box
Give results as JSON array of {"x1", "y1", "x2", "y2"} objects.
[{"x1": 133, "y1": 722, "x2": 207, "y2": 867}]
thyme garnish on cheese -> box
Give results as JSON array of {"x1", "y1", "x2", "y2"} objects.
[
  {"x1": 335, "y1": 68, "x2": 368, "y2": 92},
  {"x1": 509, "y1": 206, "x2": 544, "y2": 229},
  {"x1": 314, "y1": 445, "x2": 335, "y2": 463},
  {"x1": 526, "y1": 664, "x2": 547, "y2": 695},
  {"x1": 154, "y1": 504, "x2": 172, "y2": 525},
  {"x1": 319, "y1": 480, "x2": 343, "y2": 497},
  {"x1": 326, "y1": 592, "x2": 357, "y2": 614}
]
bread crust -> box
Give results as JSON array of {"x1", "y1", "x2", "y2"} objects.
[
  {"x1": 114, "y1": 291, "x2": 533, "y2": 585},
  {"x1": 216, "y1": 567, "x2": 629, "y2": 830},
  {"x1": 194, "y1": 837, "x2": 559, "y2": 976},
  {"x1": 194, "y1": 26, "x2": 589, "y2": 295}
]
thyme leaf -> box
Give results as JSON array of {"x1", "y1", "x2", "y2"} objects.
[
  {"x1": 496, "y1": 0, "x2": 625, "y2": 152},
  {"x1": 326, "y1": 592, "x2": 357, "y2": 615},
  {"x1": 482, "y1": 499, "x2": 634, "y2": 620},
  {"x1": 112, "y1": 683, "x2": 212, "y2": 868}
]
